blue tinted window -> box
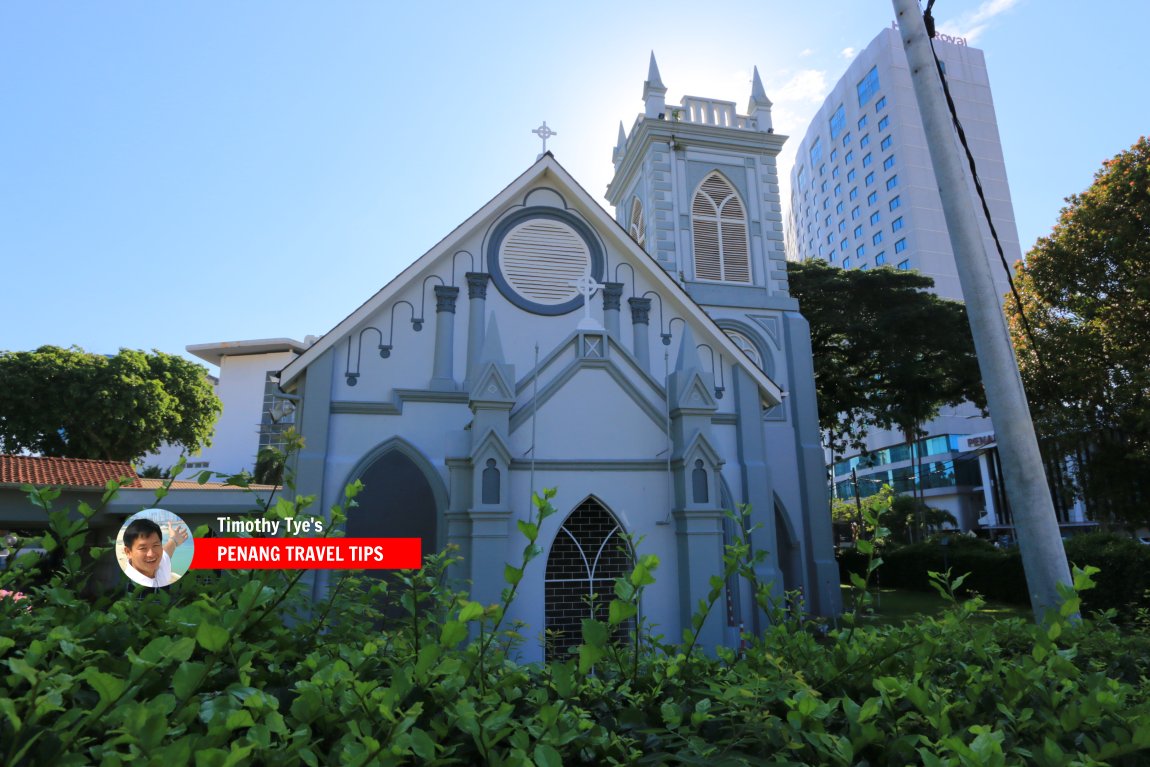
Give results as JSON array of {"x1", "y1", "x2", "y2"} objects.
[
  {"x1": 862, "y1": 153, "x2": 872, "y2": 168},
  {"x1": 843, "y1": 256, "x2": 852, "y2": 268},
  {"x1": 883, "y1": 155, "x2": 896, "y2": 170},
  {"x1": 892, "y1": 216, "x2": 904, "y2": 232},
  {"x1": 881, "y1": 135, "x2": 893, "y2": 151},
  {"x1": 842, "y1": 131, "x2": 852, "y2": 146},
  {"x1": 857, "y1": 115, "x2": 868, "y2": 130},
  {"x1": 840, "y1": 239, "x2": 848, "y2": 251},
  {"x1": 829, "y1": 105, "x2": 846, "y2": 139},
  {"x1": 836, "y1": 201, "x2": 845, "y2": 214},
  {"x1": 838, "y1": 221, "x2": 846, "y2": 233},
  {"x1": 834, "y1": 184, "x2": 842, "y2": 197},
  {"x1": 856, "y1": 244, "x2": 865, "y2": 257},
  {"x1": 797, "y1": 166, "x2": 809, "y2": 188},
  {"x1": 857, "y1": 66, "x2": 881, "y2": 106},
  {"x1": 830, "y1": 149, "x2": 838, "y2": 162},
  {"x1": 869, "y1": 211, "x2": 880, "y2": 225},
  {"x1": 832, "y1": 166, "x2": 840, "y2": 179},
  {"x1": 895, "y1": 238, "x2": 907, "y2": 253},
  {"x1": 860, "y1": 134, "x2": 870, "y2": 148},
  {"x1": 865, "y1": 172, "x2": 875, "y2": 186},
  {"x1": 886, "y1": 175, "x2": 899, "y2": 190},
  {"x1": 809, "y1": 138, "x2": 823, "y2": 165},
  {"x1": 851, "y1": 206, "x2": 861, "y2": 220},
  {"x1": 847, "y1": 169, "x2": 857, "y2": 182},
  {"x1": 853, "y1": 225, "x2": 863, "y2": 238},
  {"x1": 878, "y1": 115, "x2": 890, "y2": 131},
  {"x1": 867, "y1": 191, "x2": 878, "y2": 205},
  {"x1": 845, "y1": 150, "x2": 854, "y2": 164},
  {"x1": 897, "y1": 259, "x2": 909, "y2": 270},
  {"x1": 821, "y1": 180, "x2": 828, "y2": 193},
  {"x1": 875, "y1": 252, "x2": 886, "y2": 265},
  {"x1": 875, "y1": 95, "x2": 887, "y2": 111},
  {"x1": 889, "y1": 196, "x2": 901, "y2": 211},
  {"x1": 873, "y1": 231, "x2": 883, "y2": 245},
  {"x1": 849, "y1": 187, "x2": 859, "y2": 201}
]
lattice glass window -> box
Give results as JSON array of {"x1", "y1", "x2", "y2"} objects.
[
  {"x1": 259, "y1": 371, "x2": 294, "y2": 451},
  {"x1": 724, "y1": 329, "x2": 763, "y2": 369},
  {"x1": 544, "y1": 499, "x2": 633, "y2": 661},
  {"x1": 691, "y1": 172, "x2": 751, "y2": 283},
  {"x1": 629, "y1": 196, "x2": 646, "y2": 248}
]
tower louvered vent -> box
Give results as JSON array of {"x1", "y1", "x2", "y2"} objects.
[
  {"x1": 499, "y1": 219, "x2": 591, "y2": 305},
  {"x1": 692, "y1": 172, "x2": 751, "y2": 283}
]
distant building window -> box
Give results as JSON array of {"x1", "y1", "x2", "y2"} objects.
[
  {"x1": 826, "y1": 233, "x2": 834, "y2": 244},
  {"x1": 845, "y1": 150, "x2": 855, "y2": 164},
  {"x1": 847, "y1": 169, "x2": 857, "y2": 182},
  {"x1": 862, "y1": 152, "x2": 873, "y2": 168},
  {"x1": 857, "y1": 115, "x2": 868, "y2": 130},
  {"x1": 875, "y1": 95, "x2": 888, "y2": 111},
  {"x1": 836, "y1": 201, "x2": 845, "y2": 214},
  {"x1": 897, "y1": 259, "x2": 910, "y2": 270},
  {"x1": 821, "y1": 180, "x2": 828, "y2": 193},
  {"x1": 883, "y1": 155, "x2": 896, "y2": 170},
  {"x1": 875, "y1": 251, "x2": 887, "y2": 265},
  {"x1": 810, "y1": 138, "x2": 823, "y2": 165},
  {"x1": 870, "y1": 211, "x2": 880, "y2": 225},
  {"x1": 838, "y1": 221, "x2": 846, "y2": 233},
  {"x1": 692, "y1": 172, "x2": 750, "y2": 283},
  {"x1": 823, "y1": 198, "x2": 830, "y2": 210},
  {"x1": 873, "y1": 231, "x2": 883, "y2": 245},
  {"x1": 859, "y1": 263, "x2": 869, "y2": 270},
  {"x1": 843, "y1": 256, "x2": 852, "y2": 268},
  {"x1": 828, "y1": 250, "x2": 836, "y2": 262},
  {"x1": 857, "y1": 66, "x2": 881, "y2": 106},
  {"x1": 834, "y1": 184, "x2": 842, "y2": 197},
  {"x1": 865, "y1": 172, "x2": 875, "y2": 187},
  {"x1": 851, "y1": 206, "x2": 861, "y2": 221},
  {"x1": 895, "y1": 238, "x2": 907, "y2": 253},
  {"x1": 856, "y1": 244, "x2": 866, "y2": 257},
  {"x1": 892, "y1": 216, "x2": 904, "y2": 232},
  {"x1": 878, "y1": 115, "x2": 890, "y2": 131},
  {"x1": 889, "y1": 196, "x2": 901, "y2": 211},
  {"x1": 849, "y1": 187, "x2": 859, "y2": 201},
  {"x1": 886, "y1": 175, "x2": 899, "y2": 191},
  {"x1": 842, "y1": 131, "x2": 852, "y2": 146},
  {"x1": 881, "y1": 135, "x2": 893, "y2": 151},
  {"x1": 853, "y1": 225, "x2": 863, "y2": 238},
  {"x1": 829, "y1": 104, "x2": 846, "y2": 139},
  {"x1": 867, "y1": 191, "x2": 878, "y2": 205},
  {"x1": 824, "y1": 215, "x2": 831, "y2": 227},
  {"x1": 830, "y1": 149, "x2": 838, "y2": 162},
  {"x1": 840, "y1": 239, "x2": 848, "y2": 251},
  {"x1": 796, "y1": 165, "x2": 809, "y2": 189},
  {"x1": 860, "y1": 134, "x2": 871, "y2": 148},
  {"x1": 832, "y1": 166, "x2": 840, "y2": 179}
]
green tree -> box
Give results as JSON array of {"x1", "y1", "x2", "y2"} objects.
[
  {"x1": 1007, "y1": 136, "x2": 1150, "y2": 527},
  {"x1": 0, "y1": 346, "x2": 220, "y2": 462},
  {"x1": 788, "y1": 261, "x2": 986, "y2": 476}
]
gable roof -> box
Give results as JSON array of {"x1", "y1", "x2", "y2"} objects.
[
  {"x1": 279, "y1": 153, "x2": 783, "y2": 404},
  {"x1": 0, "y1": 455, "x2": 142, "y2": 489}
]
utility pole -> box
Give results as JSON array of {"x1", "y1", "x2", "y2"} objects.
[{"x1": 891, "y1": 0, "x2": 1073, "y2": 619}]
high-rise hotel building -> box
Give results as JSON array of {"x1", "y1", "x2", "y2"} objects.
[{"x1": 786, "y1": 26, "x2": 1064, "y2": 534}]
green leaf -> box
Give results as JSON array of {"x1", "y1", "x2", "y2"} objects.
[
  {"x1": 196, "y1": 623, "x2": 229, "y2": 653},
  {"x1": 856, "y1": 539, "x2": 874, "y2": 555},
  {"x1": 608, "y1": 599, "x2": 637, "y2": 627},
  {"x1": 83, "y1": 668, "x2": 126, "y2": 705},
  {"x1": 534, "y1": 744, "x2": 563, "y2": 767},
  {"x1": 458, "y1": 600, "x2": 485, "y2": 623},
  {"x1": 411, "y1": 728, "x2": 436, "y2": 760},
  {"x1": 504, "y1": 564, "x2": 523, "y2": 586},
  {"x1": 440, "y1": 621, "x2": 468, "y2": 646},
  {"x1": 517, "y1": 520, "x2": 539, "y2": 540},
  {"x1": 173, "y1": 662, "x2": 206, "y2": 699}
]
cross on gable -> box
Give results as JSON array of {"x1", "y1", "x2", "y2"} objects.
[{"x1": 532, "y1": 121, "x2": 557, "y2": 154}]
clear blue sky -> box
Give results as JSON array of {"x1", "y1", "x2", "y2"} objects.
[{"x1": 2, "y1": 1, "x2": 1145, "y2": 371}]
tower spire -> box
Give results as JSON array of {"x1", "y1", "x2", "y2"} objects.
[
  {"x1": 748, "y1": 66, "x2": 774, "y2": 133},
  {"x1": 643, "y1": 51, "x2": 667, "y2": 119},
  {"x1": 613, "y1": 121, "x2": 627, "y2": 168}
]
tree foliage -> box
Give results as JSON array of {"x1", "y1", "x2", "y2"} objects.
[
  {"x1": 1007, "y1": 137, "x2": 1150, "y2": 526},
  {"x1": 788, "y1": 261, "x2": 986, "y2": 457},
  {"x1": 0, "y1": 346, "x2": 220, "y2": 462}
]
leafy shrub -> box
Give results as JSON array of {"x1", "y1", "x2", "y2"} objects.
[{"x1": 2, "y1": 482, "x2": 1149, "y2": 765}]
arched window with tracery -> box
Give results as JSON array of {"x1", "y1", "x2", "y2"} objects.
[
  {"x1": 692, "y1": 172, "x2": 751, "y2": 283},
  {"x1": 629, "y1": 196, "x2": 646, "y2": 249},
  {"x1": 544, "y1": 498, "x2": 633, "y2": 661}
]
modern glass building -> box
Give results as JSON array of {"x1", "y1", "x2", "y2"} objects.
[{"x1": 785, "y1": 26, "x2": 1086, "y2": 535}]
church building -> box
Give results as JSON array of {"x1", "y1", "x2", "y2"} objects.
[{"x1": 278, "y1": 55, "x2": 840, "y2": 660}]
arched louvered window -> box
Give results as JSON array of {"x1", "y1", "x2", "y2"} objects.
[
  {"x1": 723, "y1": 329, "x2": 762, "y2": 369},
  {"x1": 629, "y1": 196, "x2": 646, "y2": 249},
  {"x1": 544, "y1": 498, "x2": 633, "y2": 661},
  {"x1": 692, "y1": 172, "x2": 751, "y2": 283}
]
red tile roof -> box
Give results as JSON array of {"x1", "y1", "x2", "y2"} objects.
[{"x1": 0, "y1": 455, "x2": 142, "y2": 489}]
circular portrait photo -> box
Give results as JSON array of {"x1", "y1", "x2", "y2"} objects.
[{"x1": 115, "y1": 509, "x2": 194, "y2": 588}]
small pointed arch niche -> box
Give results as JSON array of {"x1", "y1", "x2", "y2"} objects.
[
  {"x1": 691, "y1": 171, "x2": 751, "y2": 284},
  {"x1": 629, "y1": 196, "x2": 646, "y2": 249},
  {"x1": 543, "y1": 497, "x2": 634, "y2": 661}
]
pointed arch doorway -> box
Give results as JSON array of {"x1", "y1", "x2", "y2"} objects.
[{"x1": 543, "y1": 497, "x2": 633, "y2": 662}]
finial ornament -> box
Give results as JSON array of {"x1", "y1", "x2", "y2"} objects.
[
  {"x1": 532, "y1": 121, "x2": 557, "y2": 156},
  {"x1": 569, "y1": 274, "x2": 605, "y2": 330}
]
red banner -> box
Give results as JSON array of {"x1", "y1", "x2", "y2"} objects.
[{"x1": 190, "y1": 538, "x2": 422, "y2": 570}]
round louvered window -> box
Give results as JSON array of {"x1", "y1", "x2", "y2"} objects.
[{"x1": 487, "y1": 207, "x2": 605, "y2": 315}]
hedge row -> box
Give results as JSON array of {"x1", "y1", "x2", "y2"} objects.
[{"x1": 839, "y1": 533, "x2": 1150, "y2": 618}]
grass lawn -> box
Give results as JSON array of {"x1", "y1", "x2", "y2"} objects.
[{"x1": 839, "y1": 584, "x2": 1030, "y2": 626}]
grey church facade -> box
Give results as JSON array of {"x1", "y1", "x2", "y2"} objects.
[{"x1": 279, "y1": 57, "x2": 839, "y2": 660}]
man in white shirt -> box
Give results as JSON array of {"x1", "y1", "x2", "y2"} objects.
[{"x1": 122, "y1": 518, "x2": 187, "y2": 588}]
